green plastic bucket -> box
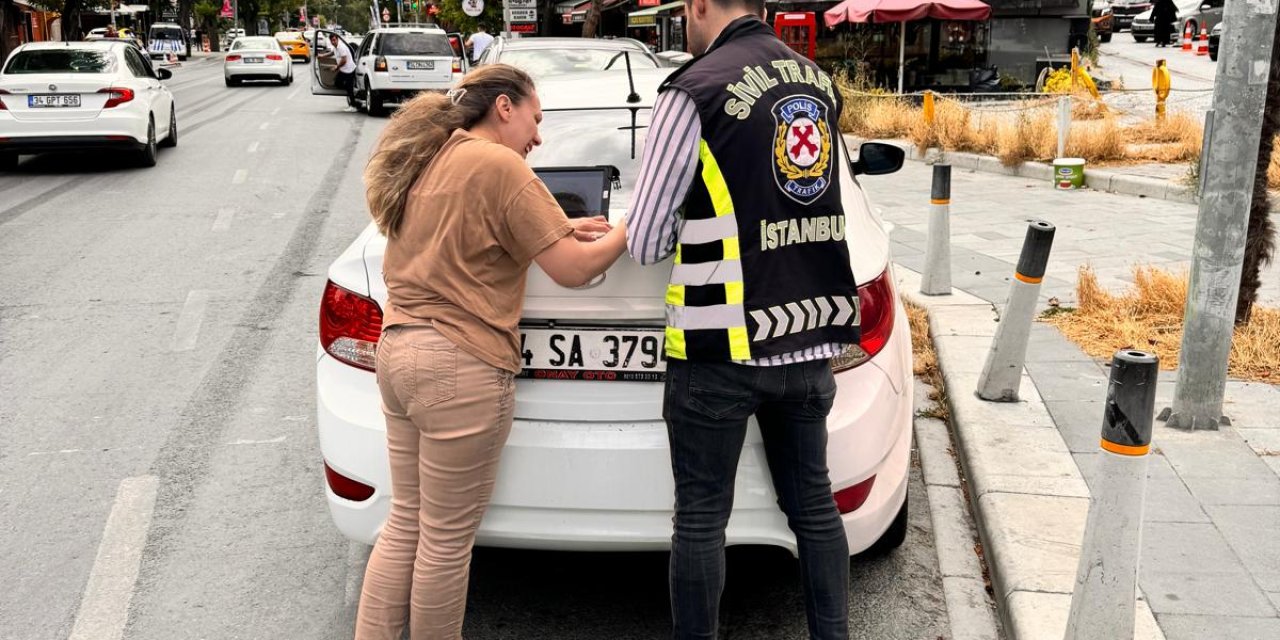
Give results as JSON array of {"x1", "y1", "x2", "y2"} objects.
[{"x1": 1053, "y1": 158, "x2": 1086, "y2": 190}]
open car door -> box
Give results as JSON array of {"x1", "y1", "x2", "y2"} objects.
[
  {"x1": 310, "y1": 29, "x2": 348, "y2": 95},
  {"x1": 447, "y1": 32, "x2": 469, "y2": 75}
]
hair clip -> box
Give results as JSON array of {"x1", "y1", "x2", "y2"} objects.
[{"x1": 446, "y1": 88, "x2": 467, "y2": 106}]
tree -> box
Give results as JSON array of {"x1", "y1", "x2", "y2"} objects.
[
  {"x1": 435, "y1": 0, "x2": 503, "y2": 34},
  {"x1": 580, "y1": 0, "x2": 602, "y2": 38},
  {"x1": 1237, "y1": 21, "x2": 1280, "y2": 324},
  {"x1": 194, "y1": 0, "x2": 222, "y2": 51}
]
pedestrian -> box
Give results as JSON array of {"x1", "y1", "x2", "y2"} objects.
[
  {"x1": 464, "y1": 23, "x2": 493, "y2": 63},
  {"x1": 354, "y1": 64, "x2": 628, "y2": 640},
  {"x1": 1152, "y1": 0, "x2": 1178, "y2": 47},
  {"x1": 329, "y1": 33, "x2": 357, "y2": 112},
  {"x1": 622, "y1": 0, "x2": 859, "y2": 638}
]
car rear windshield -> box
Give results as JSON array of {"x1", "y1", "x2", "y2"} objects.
[
  {"x1": 3, "y1": 49, "x2": 116, "y2": 74},
  {"x1": 378, "y1": 33, "x2": 453, "y2": 56},
  {"x1": 151, "y1": 27, "x2": 184, "y2": 40},
  {"x1": 501, "y1": 48, "x2": 658, "y2": 78},
  {"x1": 233, "y1": 38, "x2": 279, "y2": 50}
]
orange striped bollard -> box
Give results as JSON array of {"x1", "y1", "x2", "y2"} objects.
[
  {"x1": 1065, "y1": 350, "x2": 1158, "y2": 640},
  {"x1": 976, "y1": 221, "x2": 1056, "y2": 401},
  {"x1": 920, "y1": 164, "x2": 952, "y2": 295}
]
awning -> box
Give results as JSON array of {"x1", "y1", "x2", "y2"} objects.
[
  {"x1": 824, "y1": 0, "x2": 990, "y2": 28},
  {"x1": 627, "y1": 1, "x2": 682, "y2": 26}
]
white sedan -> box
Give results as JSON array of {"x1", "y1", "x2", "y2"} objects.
[
  {"x1": 316, "y1": 69, "x2": 913, "y2": 557},
  {"x1": 0, "y1": 41, "x2": 177, "y2": 170},
  {"x1": 224, "y1": 37, "x2": 293, "y2": 87}
]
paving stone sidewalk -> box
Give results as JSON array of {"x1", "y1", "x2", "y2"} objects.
[{"x1": 865, "y1": 164, "x2": 1280, "y2": 640}]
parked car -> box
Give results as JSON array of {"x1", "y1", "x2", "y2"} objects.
[
  {"x1": 223, "y1": 36, "x2": 294, "y2": 86},
  {"x1": 86, "y1": 26, "x2": 144, "y2": 48},
  {"x1": 1092, "y1": 1, "x2": 1115, "y2": 43},
  {"x1": 0, "y1": 41, "x2": 177, "y2": 170},
  {"x1": 1208, "y1": 21, "x2": 1221, "y2": 61},
  {"x1": 476, "y1": 36, "x2": 662, "y2": 77},
  {"x1": 147, "y1": 22, "x2": 190, "y2": 60},
  {"x1": 314, "y1": 68, "x2": 915, "y2": 558},
  {"x1": 1132, "y1": 0, "x2": 1223, "y2": 43},
  {"x1": 1109, "y1": 0, "x2": 1152, "y2": 31},
  {"x1": 310, "y1": 25, "x2": 467, "y2": 116},
  {"x1": 275, "y1": 31, "x2": 311, "y2": 62}
]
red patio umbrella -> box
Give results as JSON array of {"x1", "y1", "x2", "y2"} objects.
[{"x1": 824, "y1": 0, "x2": 992, "y2": 93}]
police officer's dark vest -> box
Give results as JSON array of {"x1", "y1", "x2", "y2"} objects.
[{"x1": 660, "y1": 16, "x2": 861, "y2": 362}]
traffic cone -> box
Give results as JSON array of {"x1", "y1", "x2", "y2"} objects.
[
  {"x1": 1196, "y1": 28, "x2": 1209, "y2": 56},
  {"x1": 1181, "y1": 23, "x2": 1193, "y2": 51},
  {"x1": 166, "y1": 51, "x2": 178, "y2": 65}
]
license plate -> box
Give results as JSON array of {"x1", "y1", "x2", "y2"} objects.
[
  {"x1": 29, "y1": 94, "x2": 80, "y2": 108},
  {"x1": 518, "y1": 327, "x2": 665, "y2": 382},
  {"x1": 407, "y1": 60, "x2": 435, "y2": 70},
  {"x1": 245, "y1": 57, "x2": 263, "y2": 63}
]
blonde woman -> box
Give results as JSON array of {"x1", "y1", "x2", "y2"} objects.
[{"x1": 356, "y1": 64, "x2": 628, "y2": 639}]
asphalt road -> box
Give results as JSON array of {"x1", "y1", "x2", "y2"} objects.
[{"x1": 1, "y1": 56, "x2": 960, "y2": 640}]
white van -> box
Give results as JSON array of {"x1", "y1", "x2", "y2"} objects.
[{"x1": 147, "y1": 22, "x2": 190, "y2": 60}]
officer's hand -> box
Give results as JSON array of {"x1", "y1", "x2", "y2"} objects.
[{"x1": 570, "y1": 216, "x2": 612, "y2": 242}]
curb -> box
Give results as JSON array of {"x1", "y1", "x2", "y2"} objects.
[
  {"x1": 894, "y1": 264, "x2": 1167, "y2": 640},
  {"x1": 846, "y1": 135, "x2": 1199, "y2": 205}
]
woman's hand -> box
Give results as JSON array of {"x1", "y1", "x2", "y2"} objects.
[{"x1": 570, "y1": 216, "x2": 612, "y2": 242}]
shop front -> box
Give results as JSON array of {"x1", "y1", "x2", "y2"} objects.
[{"x1": 625, "y1": 1, "x2": 684, "y2": 53}]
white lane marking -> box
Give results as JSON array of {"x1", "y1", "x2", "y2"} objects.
[
  {"x1": 211, "y1": 207, "x2": 235, "y2": 231},
  {"x1": 247, "y1": 141, "x2": 260, "y2": 154},
  {"x1": 27, "y1": 447, "x2": 146, "y2": 457},
  {"x1": 270, "y1": 107, "x2": 280, "y2": 116},
  {"x1": 232, "y1": 169, "x2": 248, "y2": 185},
  {"x1": 170, "y1": 290, "x2": 211, "y2": 352},
  {"x1": 344, "y1": 542, "x2": 371, "y2": 607},
  {"x1": 67, "y1": 475, "x2": 159, "y2": 640},
  {"x1": 227, "y1": 436, "x2": 287, "y2": 446},
  {"x1": 258, "y1": 121, "x2": 270, "y2": 131},
  {"x1": 271, "y1": 211, "x2": 287, "y2": 219}
]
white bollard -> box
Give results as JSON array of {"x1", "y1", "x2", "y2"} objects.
[
  {"x1": 975, "y1": 220, "x2": 1056, "y2": 402},
  {"x1": 1065, "y1": 350, "x2": 1159, "y2": 640},
  {"x1": 1057, "y1": 96, "x2": 1071, "y2": 160},
  {"x1": 920, "y1": 164, "x2": 952, "y2": 296}
]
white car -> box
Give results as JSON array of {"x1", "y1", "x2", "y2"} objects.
[
  {"x1": 309, "y1": 26, "x2": 467, "y2": 116},
  {"x1": 0, "y1": 41, "x2": 177, "y2": 170},
  {"x1": 315, "y1": 69, "x2": 913, "y2": 557},
  {"x1": 223, "y1": 37, "x2": 293, "y2": 87}
]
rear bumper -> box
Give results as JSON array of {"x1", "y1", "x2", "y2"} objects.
[
  {"x1": 316, "y1": 304, "x2": 914, "y2": 556},
  {"x1": 0, "y1": 135, "x2": 146, "y2": 154}
]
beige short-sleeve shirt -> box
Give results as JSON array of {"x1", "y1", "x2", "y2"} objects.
[{"x1": 381, "y1": 129, "x2": 573, "y2": 373}]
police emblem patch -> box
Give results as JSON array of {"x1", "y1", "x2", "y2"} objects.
[{"x1": 772, "y1": 95, "x2": 833, "y2": 204}]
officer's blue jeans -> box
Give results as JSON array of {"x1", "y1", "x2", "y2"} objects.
[{"x1": 663, "y1": 358, "x2": 850, "y2": 640}]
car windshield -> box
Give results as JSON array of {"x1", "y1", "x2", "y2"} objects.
[
  {"x1": 378, "y1": 33, "x2": 453, "y2": 56},
  {"x1": 500, "y1": 48, "x2": 658, "y2": 78},
  {"x1": 233, "y1": 38, "x2": 279, "y2": 50},
  {"x1": 3, "y1": 49, "x2": 116, "y2": 74},
  {"x1": 152, "y1": 27, "x2": 183, "y2": 40},
  {"x1": 527, "y1": 108, "x2": 654, "y2": 206}
]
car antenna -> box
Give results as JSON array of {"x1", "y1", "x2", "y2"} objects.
[{"x1": 624, "y1": 52, "x2": 640, "y2": 104}]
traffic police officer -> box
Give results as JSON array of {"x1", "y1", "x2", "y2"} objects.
[{"x1": 624, "y1": 1, "x2": 858, "y2": 638}]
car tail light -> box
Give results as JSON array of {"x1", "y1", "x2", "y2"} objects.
[
  {"x1": 831, "y1": 268, "x2": 897, "y2": 372},
  {"x1": 267, "y1": 54, "x2": 284, "y2": 61},
  {"x1": 834, "y1": 474, "x2": 876, "y2": 514},
  {"x1": 226, "y1": 54, "x2": 242, "y2": 62},
  {"x1": 98, "y1": 87, "x2": 134, "y2": 109},
  {"x1": 375, "y1": 56, "x2": 388, "y2": 72},
  {"x1": 452, "y1": 57, "x2": 462, "y2": 73},
  {"x1": 320, "y1": 280, "x2": 382, "y2": 371},
  {"x1": 324, "y1": 462, "x2": 375, "y2": 501}
]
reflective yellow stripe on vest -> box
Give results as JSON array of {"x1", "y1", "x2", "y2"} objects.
[{"x1": 665, "y1": 141, "x2": 751, "y2": 361}]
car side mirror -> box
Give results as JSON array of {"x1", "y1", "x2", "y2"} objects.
[
  {"x1": 851, "y1": 142, "x2": 905, "y2": 176},
  {"x1": 157, "y1": 67, "x2": 173, "y2": 80}
]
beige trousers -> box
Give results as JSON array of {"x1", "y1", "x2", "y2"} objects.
[{"x1": 355, "y1": 324, "x2": 515, "y2": 640}]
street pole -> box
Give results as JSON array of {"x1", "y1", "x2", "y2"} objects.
[
  {"x1": 1163, "y1": 0, "x2": 1280, "y2": 431},
  {"x1": 233, "y1": 0, "x2": 239, "y2": 32}
]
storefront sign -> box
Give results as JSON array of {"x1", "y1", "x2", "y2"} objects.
[
  {"x1": 506, "y1": 8, "x2": 537, "y2": 22},
  {"x1": 510, "y1": 22, "x2": 537, "y2": 33},
  {"x1": 461, "y1": 0, "x2": 484, "y2": 18},
  {"x1": 628, "y1": 15, "x2": 657, "y2": 27},
  {"x1": 507, "y1": 0, "x2": 536, "y2": 7},
  {"x1": 638, "y1": 0, "x2": 662, "y2": 6}
]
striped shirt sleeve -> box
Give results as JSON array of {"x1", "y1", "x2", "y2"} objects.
[{"x1": 625, "y1": 88, "x2": 701, "y2": 266}]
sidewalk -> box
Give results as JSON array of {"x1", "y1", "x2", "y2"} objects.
[{"x1": 864, "y1": 164, "x2": 1280, "y2": 640}]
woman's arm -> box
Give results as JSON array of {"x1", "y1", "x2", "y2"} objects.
[{"x1": 534, "y1": 220, "x2": 628, "y2": 288}]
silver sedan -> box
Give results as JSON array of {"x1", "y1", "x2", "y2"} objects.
[{"x1": 223, "y1": 37, "x2": 293, "y2": 87}]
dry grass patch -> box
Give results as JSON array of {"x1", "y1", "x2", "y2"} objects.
[
  {"x1": 1044, "y1": 266, "x2": 1280, "y2": 383},
  {"x1": 906, "y1": 301, "x2": 950, "y2": 421}
]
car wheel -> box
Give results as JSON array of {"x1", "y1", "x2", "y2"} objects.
[
  {"x1": 225, "y1": 77, "x2": 238, "y2": 87},
  {"x1": 0, "y1": 152, "x2": 17, "y2": 172},
  {"x1": 367, "y1": 88, "x2": 386, "y2": 117},
  {"x1": 1133, "y1": 35, "x2": 1148, "y2": 43},
  {"x1": 159, "y1": 108, "x2": 178, "y2": 148},
  {"x1": 1210, "y1": 49, "x2": 1218, "y2": 62},
  {"x1": 859, "y1": 495, "x2": 909, "y2": 558},
  {"x1": 137, "y1": 118, "x2": 158, "y2": 168}
]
